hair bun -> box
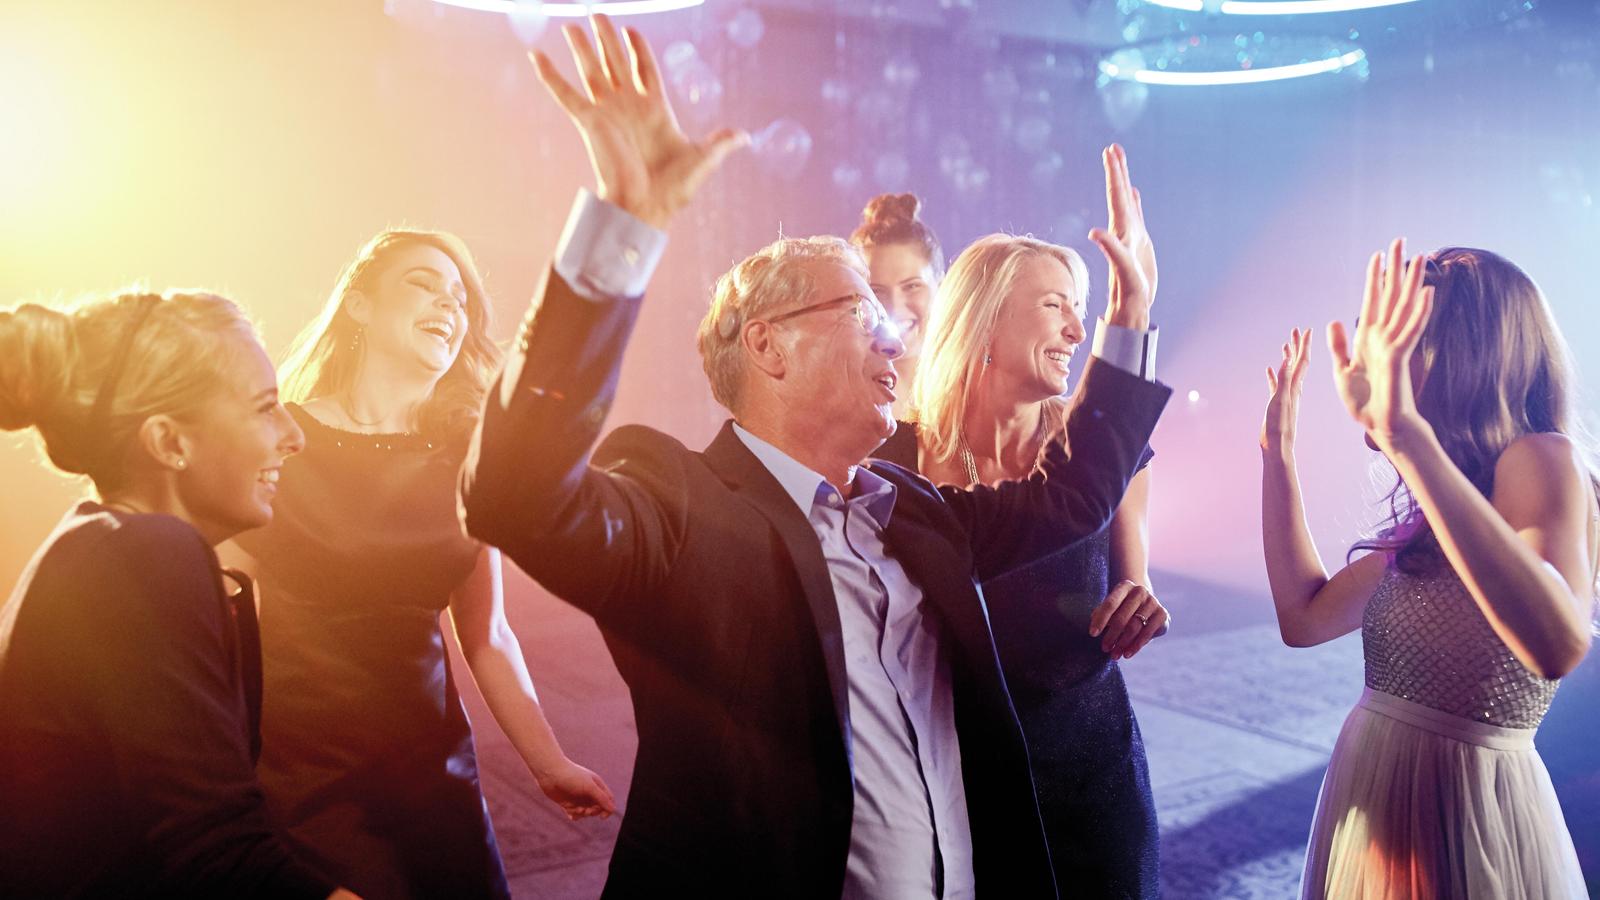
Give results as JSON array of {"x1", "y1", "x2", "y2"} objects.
[
  {"x1": 0, "y1": 304, "x2": 78, "y2": 432},
  {"x1": 862, "y1": 192, "x2": 923, "y2": 227}
]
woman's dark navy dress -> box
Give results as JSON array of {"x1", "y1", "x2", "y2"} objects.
[{"x1": 876, "y1": 424, "x2": 1160, "y2": 899}]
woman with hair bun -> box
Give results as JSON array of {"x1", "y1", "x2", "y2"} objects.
[
  {"x1": 0, "y1": 291, "x2": 356, "y2": 898},
  {"x1": 221, "y1": 229, "x2": 614, "y2": 899},
  {"x1": 851, "y1": 192, "x2": 945, "y2": 418}
]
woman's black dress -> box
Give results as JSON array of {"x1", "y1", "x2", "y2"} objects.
[
  {"x1": 234, "y1": 404, "x2": 510, "y2": 900},
  {"x1": 0, "y1": 503, "x2": 333, "y2": 899},
  {"x1": 875, "y1": 424, "x2": 1160, "y2": 899}
]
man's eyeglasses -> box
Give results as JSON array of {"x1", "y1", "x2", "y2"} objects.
[{"x1": 765, "y1": 293, "x2": 897, "y2": 338}]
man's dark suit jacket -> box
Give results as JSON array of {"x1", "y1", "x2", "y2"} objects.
[{"x1": 460, "y1": 270, "x2": 1170, "y2": 898}]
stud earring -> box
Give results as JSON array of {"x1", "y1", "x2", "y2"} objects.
[{"x1": 174, "y1": 458, "x2": 188, "y2": 471}]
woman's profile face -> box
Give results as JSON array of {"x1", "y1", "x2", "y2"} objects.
[
  {"x1": 985, "y1": 254, "x2": 1087, "y2": 402},
  {"x1": 865, "y1": 241, "x2": 937, "y2": 363},
  {"x1": 173, "y1": 337, "x2": 305, "y2": 543}
]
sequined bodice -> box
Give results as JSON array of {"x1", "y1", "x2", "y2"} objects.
[{"x1": 1363, "y1": 565, "x2": 1559, "y2": 729}]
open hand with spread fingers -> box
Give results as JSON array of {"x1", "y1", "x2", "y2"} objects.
[
  {"x1": 1089, "y1": 580, "x2": 1170, "y2": 660},
  {"x1": 1261, "y1": 327, "x2": 1312, "y2": 454},
  {"x1": 1087, "y1": 144, "x2": 1157, "y2": 331},
  {"x1": 531, "y1": 14, "x2": 749, "y2": 229},
  {"x1": 1326, "y1": 238, "x2": 1436, "y2": 451}
]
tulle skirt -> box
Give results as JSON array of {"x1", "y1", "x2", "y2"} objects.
[{"x1": 1300, "y1": 688, "x2": 1587, "y2": 899}]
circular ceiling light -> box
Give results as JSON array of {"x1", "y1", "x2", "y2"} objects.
[
  {"x1": 430, "y1": 0, "x2": 704, "y2": 16},
  {"x1": 1098, "y1": 35, "x2": 1368, "y2": 85}
]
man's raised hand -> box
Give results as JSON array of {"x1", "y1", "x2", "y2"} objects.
[{"x1": 532, "y1": 15, "x2": 748, "y2": 229}]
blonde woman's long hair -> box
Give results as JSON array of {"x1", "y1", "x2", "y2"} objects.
[
  {"x1": 912, "y1": 234, "x2": 1089, "y2": 466},
  {"x1": 277, "y1": 230, "x2": 501, "y2": 441}
]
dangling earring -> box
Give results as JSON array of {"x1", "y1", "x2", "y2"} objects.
[{"x1": 348, "y1": 326, "x2": 364, "y2": 354}]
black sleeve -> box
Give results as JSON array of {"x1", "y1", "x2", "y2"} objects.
[
  {"x1": 459, "y1": 269, "x2": 687, "y2": 623},
  {"x1": 86, "y1": 519, "x2": 334, "y2": 899},
  {"x1": 940, "y1": 359, "x2": 1170, "y2": 582}
]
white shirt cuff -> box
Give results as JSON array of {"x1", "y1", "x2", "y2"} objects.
[
  {"x1": 1090, "y1": 320, "x2": 1158, "y2": 381},
  {"x1": 553, "y1": 189, "x2": 668, "y2": 302}
]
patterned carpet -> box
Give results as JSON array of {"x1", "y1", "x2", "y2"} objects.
[{"x1": 456, "y1": 567, "x2": 1599, "y2": 899}]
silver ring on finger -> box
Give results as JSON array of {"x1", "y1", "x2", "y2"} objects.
[{"x1": 1135, "y1": 613, "x2": 1149, "y2": 626}]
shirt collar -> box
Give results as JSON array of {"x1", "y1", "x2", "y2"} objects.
[{"x1": 731, "y1": 422, "x2": 896, "y2": 527}]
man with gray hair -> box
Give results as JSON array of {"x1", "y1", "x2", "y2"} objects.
[{"x1": 461, "y1": 16, "x2": 1169, "y2": 900}]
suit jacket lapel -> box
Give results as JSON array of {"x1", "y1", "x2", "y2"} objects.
[
  {"x1": 701, "y1": 422, "x2": 852, "y2": 756},
  {"x1": 872, "y1": 465, "x2": 1009, "y2": 702}
]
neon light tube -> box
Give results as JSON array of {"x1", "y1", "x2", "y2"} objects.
[{"x1": 1099, "y1": 48, "x2": 1365, "y2": 85}]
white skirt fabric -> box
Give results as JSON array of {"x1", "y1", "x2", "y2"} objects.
[{"x1": 1300, "y1": 688, "x2": 1588, "y2": 899}]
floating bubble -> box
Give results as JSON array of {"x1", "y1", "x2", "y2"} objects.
[
  {"x1": 982, "y1": 66, "x2": 1020, "y2": 105},
  {"x1": 751, "y1": 119, "x2": 813, "y2": 180},
  {"x1": 1014, "y1": 115, "x2": 1052, "y2": 154},
  {"x1": 1051, "y1": 210, "x2": 1090, "y2": 245},
  {"x1": 873, "y1": 152, "x2": 911, "y2": 190},
  {"x1": 883, "y1": 56, "x2": 921, "y2": 90},
  {"x1": 1030, "y1": 151, "x2": 1065, "y2": 187},
  {"x1": 662, "y1": 40, "x2": 700, "y2": 77},
  {"x1": 726, "y1": 7, "x2": 765, "y2": 49},
  {"x1": 1099, "y1": 79, "x2": 1148, "y2": 132},
  {"x1": 832, "y1": 162, "x2": 864, "y2": 192},
  {"x1": 854, "y1": 88, "x2": 899, "y2": 127},
  {"x1": 670, "y1": 58, "x2": 723, "y2": 119},
  {"x1": 1122, "y1": 14, "x2": 1149, "y2": 44},
  {"x1": 821, "y1": 78, "x2": 854, "y2": 111},
  {"x1": 936, "y1": 134, "x2": 972, "y2": 178},
  {"x1": 951, "y1": 164, "x2": 991, "y2": 199},
  {"x1": 1019, "y1": 86, "x2": 1051, "y2": 107}
]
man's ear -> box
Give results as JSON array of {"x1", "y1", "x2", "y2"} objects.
[
  {"x1": 135, "y1": 414, "x2": 192, "y2": 473},
  {"x1": 743, "y1": 320, "x2": 788, "y2": 380}
]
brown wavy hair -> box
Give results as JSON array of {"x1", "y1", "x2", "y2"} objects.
[
  {"x1": 1353, "y1": 248, "x2": 1600, "y2": 575},
  {"x1": 277, "y1": 230, "x2": 501, "y2": 441}
]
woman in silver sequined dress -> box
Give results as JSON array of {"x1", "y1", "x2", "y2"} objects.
[{"x1": 1260, "y1": 239, "x2": 1598, "y2": 898}]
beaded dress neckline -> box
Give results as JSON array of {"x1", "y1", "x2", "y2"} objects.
[
  {"x1": 1362, "y1": 563, "x2": 1559, "y2": 729},
  {"x1": 287, "y1": 403, "x2": 441, "y2": 452}
]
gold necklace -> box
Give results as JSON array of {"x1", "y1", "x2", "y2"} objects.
[
  {"x1": 958, "y1": 441, "x2": 981, "y2": 486},
  {"x1": 958, "y1": 414, "x2": 1049, "y2": 487}
]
